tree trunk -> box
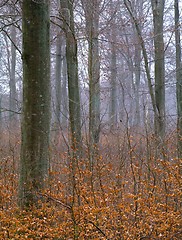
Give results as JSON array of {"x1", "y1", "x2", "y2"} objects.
[
  {"x1": 133, "y1": 26, "x2": 141, "y2": 126},
  {"x1": 54, "y1": 30, "x2": 68, "y2": 129},
  {"x1": 60, "y1": 0, "x2": 81, "y2": 149},
  {"x1": 9, "y1": 23, "x2": 17, "y2": 127},
  {"x1": 151, "y1": 0, "x2": 165, "y2": 139},
  {"x1": 175, "y1": 0, "x2": 182, "y2": 159},
  {"x1": 0, "y1": 41, "x2": 3, "y2": 129},
  {"x1": 19, "y1": 0, "x2": 50, "y2": 208},
  {"x1": 109, "y1": 26, "x2": 117, "y2": 128},
  {"x1": 81, "y1": 0, "x2": 100, "y2": 147},
  {"x1": 132, "y1": 0, "x2": 143, "y2": 127},
  {"x1": 88, "y1": 28, "x2": 100, "y2": 146},
  {"x1": 0, "y1": 96, "x2": 2, "y2": 130},
  {"x1": 55, "y1": 32, "x2": 63, "y2": 127},
  {"x1": 61, "y1": 52, "x2": 68, "y2": 127}
]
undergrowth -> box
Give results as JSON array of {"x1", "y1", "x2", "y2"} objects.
[{"x1": 0, "y1": 128, "x2": 181, "y2": 239}]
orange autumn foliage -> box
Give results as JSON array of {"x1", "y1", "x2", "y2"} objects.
[{"x1": 0, "y1": 129, "x2": 181, "y2": 239}]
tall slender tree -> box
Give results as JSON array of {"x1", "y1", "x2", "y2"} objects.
[
  {"x1": 60, "y1": 0, "x2": 81, "y2": 150},
  {"x1": 61, "y1": 52, "x2": 68, "y2": 127},
  {"x1": 54, "y1": 29, "x2": 68, "y2": 130},
  {"x1": 9, "y1": 21, "x2": 17, "y2": 126},
  {"x1": 0, "y1": 96, "x2": 2, "y2": 129},
  {"x1": 151, "y1": 0, "x2": 165, "y2": 139},
  {"x1": 175, "y1": 0, "x2": 182, "y2": 159},
  {"x1": 109, "y1": 3, "x2": 117, "y2": 128},
  {"x1": 81, "y1": 0, "x2": 100, "y2": 150},
  {"x1": 19, "y1": 0, "x2": 51, "y2": 208},
  {"x1": 132, "y1": 0, "x2": 143, "y2": 126},
  {"x1": 54, "y1": 31, "x2": 63, "y2": 127}
]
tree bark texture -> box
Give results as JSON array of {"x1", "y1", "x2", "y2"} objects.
[
  {"x1": 109, "y1": 24, "x2": 117, "y2": 128},
  {"x1": 82, "y1": 0, "x2": 100, "y2": 146},
  {"x1": 55, "y1": 31, "x2": 63, "y2": 126},
  {"x1": 61, "y1": 52, "x2": 68, "y2": 127},
  {"x1": 133, "y1": 12, "x2": 142, "y2": 126},
  {"x1": 9, "y1": 23, "x2": 17, "y2": 126},
  {"x1": 54, "y1": 30, "x2": 68, "y2": 129},
  {"x1": 19, "y1": 0, "x2": 50, "y2": 208},
  {"x1": 175, "y1": 0, "x2": 182, "y2": 159},
  {"x1": 151, "y1": 0, "x2": 165, "y2": 139},
  {"x1": 60, "y1": 0, "x2": 81, "y2": 149}
]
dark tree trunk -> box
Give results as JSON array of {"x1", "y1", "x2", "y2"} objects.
[
  {"x1": 175, "y1": 0, "x2": 182, "y2": 160},
  {"x1": 19, "y1": 0, "x2": 50, "y2": 208},
  {"x1": 151, "y1": 0, "x2": 165, "y2": 139}
]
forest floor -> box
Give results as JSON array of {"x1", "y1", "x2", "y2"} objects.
[{"x1": 0, "y1": 127, "x2": 181, "y2": 239}]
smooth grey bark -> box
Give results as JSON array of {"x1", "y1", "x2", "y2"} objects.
[
  {"x1": 127, "y1": 57, "x2": 135, "y2": 126},
  {"x1": 132, "y1": 0, "x2": 142, "y2": 126},
  {"x1": 55, "y1": 30, "x2": 68, "y2": 129},
  {"x1": 19, "y1": 0, "x2": 50, "y2": 208},
  {"x1": 0, "y1": 96, "x2": 2, "y2": 130},
  {"x1": 60, "y1": 0, "x2": 81, "y2": 148},
  {"x1": 133, "y1": 38, "x2": 141, "y2": 126},
  {"x1": 109, "y1": 26, "x2": 117, "y2": 128},
  {"x1": 9, "y1": 23, "x2": 17, "y2": 126},
  {"x1": 118, "y1": 58, "x2": 125, "y2": 124},
  {"x1": 0, "y1": 41, "x2": 2, "y2": 129},
  {"x1": 55, "y1": 32, "x2": 63, "y2": 126},
  {"x1": 151, "y1": 0, "x2": 165, "y2": 139},
  {"x1": 61, "y1": 53, "x2": 68, "y2": 127},
  {"x1": 81, "y1": 0, "x2": 100, "y2": 146},
  {"x1": 175, "y1": 0, "x2": 182, "y2": 158}
]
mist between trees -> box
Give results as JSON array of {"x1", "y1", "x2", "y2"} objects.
[{"x1": 0, "y1": 0, "x2": 181, "y2": 239}]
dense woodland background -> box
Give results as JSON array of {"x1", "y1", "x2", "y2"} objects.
[{"x1": 0, "y1": 0, "x2": 182, "y2": 239}]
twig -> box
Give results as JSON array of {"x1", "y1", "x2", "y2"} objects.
[
  {"x1": 84, "y1": 218, "x2": 110, "y2": 239},
  {"x1": 36, "y1": 192, "x2": 72, "y2": 210},
  {"x1": 0, "y1": 107, "x2": 21, "y2": 114}
]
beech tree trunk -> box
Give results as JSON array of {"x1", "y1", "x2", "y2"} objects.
[
  {"x1": 54, "y1": 30, "x2": 68, "y2": 129},
  {"x1": 175, "y1": 0, "x2": 182, "y2": 159},
  {"x1": 133, "y1": 42, "x2": 141, "y2": 126},
  {"x1": 0, "y1": 96, "x2": 2, "y2": 129},
  {"x1": 61, "y1": 53, "x2": 68, "y2": 127},
  {"x1": 0, "y1": 41, "x2": 3, "y2": 128},
  {"x1": 55, "y1": 32, "x2": 63, "y2": 126},
  {"x1": 109, "y1": 24, "x2": 117, "y2": 128},
  {"x1": 133, "y1": 0, "x2": 142, "y2": 127},
  {"x1": 19, "y1": 0, "x2": 50, "y2": 208},
  {"x1": 81, "y1": 0, "x2": 100, "y2": 147},
  {"x1": 60, "y1": 0, "x2": 81, "y2": 149},
  {"x1": 9, "y1": 23, "x2": 17, "y2": 126},
  {"x1": 151, "y1": 0, "x2": 165, "y2": 139},
  {"x1": 133, "y1": 13, "x2": 142, "y2": 127}
]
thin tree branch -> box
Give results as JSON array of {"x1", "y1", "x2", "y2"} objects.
[{"x1": 1, "y1": 28, "x2": 22, "y2": 56}]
